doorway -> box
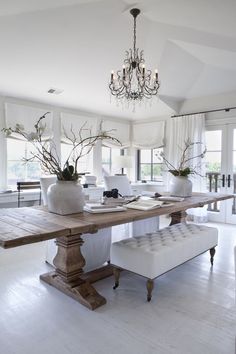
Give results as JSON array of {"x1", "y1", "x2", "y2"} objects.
[{"x1": 205, "y1": 123, "x2": 236, "y2": 223}]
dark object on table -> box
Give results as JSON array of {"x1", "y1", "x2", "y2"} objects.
[
  {"x1": 103, "y1": 189, "x2": 121, "y2": 198},
  {"x1": 154, "y1": 192, "x2": 162, "y2": 198}
]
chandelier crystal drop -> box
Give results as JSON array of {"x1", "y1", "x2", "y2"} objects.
[{"x1": 109, "y1": 8, "x2": 160, "y2": 102}]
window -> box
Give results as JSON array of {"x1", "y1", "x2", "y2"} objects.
[
  {"x1": 205, "y1": 129, "x2": 222, "y2": 195},
  {"x1": 205, "y1": 130, "x2": 222, "y2": 173},
  {"x1": 102, "y1": 147, "x2": 124, "y2": 175},
  {"x1": 61, "y1": 143, "x2": 92, "y2": 174},
  {"x1": 7, "y1": 139, "x2": 41, "y2": 187},
  {"x1": 137, "y1": 148, "x2": 164, "y2": 181}
]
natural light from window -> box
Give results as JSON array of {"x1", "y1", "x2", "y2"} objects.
[
  {"x1": 138, "y1": 148, "x2": 164, "y2": 181},
  {"x1": 61, "y1": 143, "x2": 92, "y2": 174},
  {"x1": 7, "y1": 139, "x2": 41, "y2": 187},
  {"x1": 102, "y1": 147, "x2": 124, "y2": 176}
]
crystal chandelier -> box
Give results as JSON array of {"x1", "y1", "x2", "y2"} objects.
[{"x1": 109, "y1": 8, "x2": 160, "y2": 101}]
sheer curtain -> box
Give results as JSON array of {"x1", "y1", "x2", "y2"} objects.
[{"x1": 167, "y1": 114, "x2": 207, "y2": 222}]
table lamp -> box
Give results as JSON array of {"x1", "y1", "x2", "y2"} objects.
[{"x1": 113, "y1": 155, "x2": 132, "y2": 175}]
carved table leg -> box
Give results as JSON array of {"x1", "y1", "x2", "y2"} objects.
[
  {"x1": 40, "y1": 234, "x2": 106, "y2": 310},
  {"x1": 169, "y1": 210, "x2": 187, "y2": 225}
]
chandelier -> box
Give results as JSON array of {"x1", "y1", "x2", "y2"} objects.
[{"x1": 109, "y1": 8, "x2": 160, "y2": 101}]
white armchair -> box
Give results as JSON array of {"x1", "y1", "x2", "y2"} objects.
[
  {"x1": 40, "y1": 176, "x2": 112, "y2": 272},
  {"x1": 104, "y1": 175, "x2": 134, "y2": 196},
  {"x1": 104, "y1": 175, "x2": 159, "y2": 237},
  {"x1": 40, "y1": 175, "x2": 57, "y2": 205}
]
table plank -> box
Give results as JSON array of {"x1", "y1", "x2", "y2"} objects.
[
  {"x1": 0, "y1": 208, "x2": 68, "y2": 248},
  {"x1": 0, "y1": 193, "x2": 233, "y2": 248},
  {"x1": 76, "y1": 193, "x2": 234, "y2": 232}
]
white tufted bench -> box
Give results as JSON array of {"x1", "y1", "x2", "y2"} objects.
[{"x1": 111, "y1": 223, "x2": 218, "y2": 301}]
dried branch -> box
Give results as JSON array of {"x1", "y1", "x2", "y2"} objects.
[
  {"x1": 159, "y1": 140, "x2": 206, "y2": 177},
  {"x1": 2, "y1": 113, "x2": 122, "y2": 181}
]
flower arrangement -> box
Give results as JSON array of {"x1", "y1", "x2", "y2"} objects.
[
  {"x1": 159, "y1": 140, "x2": 207, "y2": 177},
  {"x1": 2, "y1": 112, "x2": 121, "y2": 181}
]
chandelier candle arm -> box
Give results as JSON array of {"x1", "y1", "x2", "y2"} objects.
[{"x1": 109, "y1": 8, "x2": 160, "y2": 101}]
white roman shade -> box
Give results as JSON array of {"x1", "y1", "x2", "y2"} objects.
[
  {"x1": 5, "y1": 103, "x2": 53, "y2": 140},
  {"x1": 61, "y1": 113, "x2": 98, "y2": 143},
  {"x1": 132, "y1": 121, "x2": 165, "y2": 149},
  {"x1": 101, "y1": 120, "x2": 131, "y2": 148}
]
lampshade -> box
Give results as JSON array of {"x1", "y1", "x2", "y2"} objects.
[{"x1": 113, "y1": 155, "x2": 133, "y2": 169}]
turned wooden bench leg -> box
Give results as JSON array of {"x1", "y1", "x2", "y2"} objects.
[
  {"x1": 210, "y1": 247, "x2": 216, "y2": 266},
  {"x1": 113, "y1": 267, "x2": 121, "y2": 289},
  {"x1": 146, "y1": 279, "x2": 154, "y2": 302}
]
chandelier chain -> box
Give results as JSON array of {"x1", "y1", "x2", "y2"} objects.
[{"x1": 133, "y1": 16, "x2": 136, "y2": 54}]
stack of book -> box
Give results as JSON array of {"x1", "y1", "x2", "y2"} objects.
[
  {"x1": 102, "y1": 196, "x2": 127, "y2": 206},
  {"x1": 126, "y1": 199, "x2": 173, "y2": 211},
  {"x1": 84, "y1": 203, "x2": 126, "y2": 213},
  {"x1": 157, "y1": 196, "x2": 185, "y2": 202}
]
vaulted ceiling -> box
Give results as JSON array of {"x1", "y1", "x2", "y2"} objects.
[{"x1": 0, "y1": 0, "x2": 236, "y2": 120}]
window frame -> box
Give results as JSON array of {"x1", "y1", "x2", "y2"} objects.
[
  {"x1": 7, "y1": 138, "x2": 42, "y2": 186},
  {"x1": 137, "y1": 148, "x2": 164, "y2": 182},
  {"x1": 102, "y1": 146, "x2": 125, "y2": 175}
]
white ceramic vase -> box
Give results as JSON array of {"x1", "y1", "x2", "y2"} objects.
[
  {"x1": 47, "y1": 180, "x2": 85, "y2": 215},
  {"x1": 170, "y1": 176, "x2": 192, "y2": 197}
]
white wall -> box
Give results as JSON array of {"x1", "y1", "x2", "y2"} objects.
[
  {"x1": 177, "y1": 91, "x2": 236, "y2": 126},
  {"x1": 179, "y1": 91, "x2": 236, "y2": 118}
]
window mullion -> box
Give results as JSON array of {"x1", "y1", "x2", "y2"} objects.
[
  {"x1": 151, "y1": 149, "x2": 153, "y2": 181},
  {"x1": 137, "y1": 150, "x2": 140, "y2": 181}
]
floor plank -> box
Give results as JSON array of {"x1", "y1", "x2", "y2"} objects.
[{"x1": 0, "y1": 220, "x2": 235, "y2": 354}]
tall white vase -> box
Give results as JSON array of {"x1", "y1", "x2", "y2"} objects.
[
  {"x1": 170, "y1": 176, "x2": 192, "y2": 197},
  {"x1": 47, "y1": 180, "x2": 85, "y2": 215}
]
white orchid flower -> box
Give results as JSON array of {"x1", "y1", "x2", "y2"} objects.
[
  {"x1": 27, "y1": 132, "x2": 39, "y2": 141},
  {"x1": 15, "y1": 123, "x2": 24, "y2": 131}
]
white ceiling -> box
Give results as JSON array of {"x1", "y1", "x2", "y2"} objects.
[{"x1": 0, "y1": 0, "x2": 236, "y2": 120}]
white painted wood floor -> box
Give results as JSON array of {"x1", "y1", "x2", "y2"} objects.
[{"x1": 0, "y1": 218, "x2": 235, "y2": 354}]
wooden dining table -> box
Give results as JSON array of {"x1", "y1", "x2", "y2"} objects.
[{"x1": 0, "y1": 192, "x2": 233, "y2": 310}]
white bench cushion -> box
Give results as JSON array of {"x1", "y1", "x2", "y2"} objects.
[{"x1": 111, "y1": 223, "x2": 218, "y2": 279}]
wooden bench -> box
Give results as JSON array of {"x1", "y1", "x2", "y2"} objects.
[{"x1": 111, "y1": 223, "x2": 218, "y2": 301}]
